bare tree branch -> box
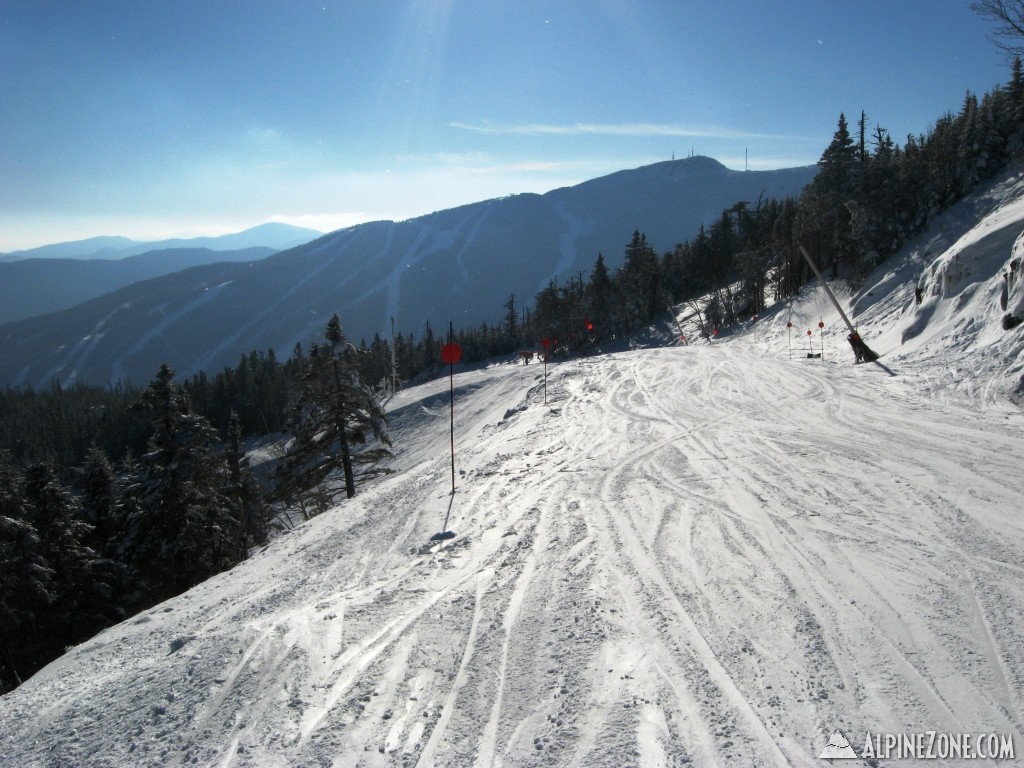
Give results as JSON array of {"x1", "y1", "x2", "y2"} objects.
[{"x1": 972, "y1": 0, "x2": 1024, "y2": 56}]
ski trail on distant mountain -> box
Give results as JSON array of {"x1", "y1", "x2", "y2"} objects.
[
  {"x1": 43, "y1": 302, "x2": 130, "y2": 386},
  {"x1": 452, "y1": 201, "x2": 494, "y2": 289},
  {"x1": 105, "y1": 282, "x2": 230, "y2": 385},
  {"x1": 190, "y1": 227, "x2": 364, "y2": 373},
  {"x1": 540, "y1": 200, "x2": 594, "y2": 293},
  {"x1": 350, "y1": 208, "x2": 496, "y2": 334}
]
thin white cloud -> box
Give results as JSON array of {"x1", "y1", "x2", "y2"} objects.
[
  {"x1": 242, "y1": 125, "x2": 283, "y2": 150},
  {"x1": 449, "y1": 120, "x2": 812, "y2": 142}
]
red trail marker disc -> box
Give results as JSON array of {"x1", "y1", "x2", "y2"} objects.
[{"x1": 441, "y1": 342, "x2": 462, "y2": 364}]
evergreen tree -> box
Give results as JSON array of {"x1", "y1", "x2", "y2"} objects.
[
  {"x1": 533, "y1": 279, "x2": 563, "y2": 341},
  {"x1": 706, "y1": 210, "x2": 737, "y2": 286},
  {"x1": 957, "y1": 91, "x2": 983, "y2": 194},
  {"x1": 619, "y1": 231, "x2": 663, "y2": 330},
  {"x1": 0, "y1": 453, "x2": 51, "y2": 692},
  {"x1": 770, "y1": 198, "x2": 803, "y2": 299},
  {"x1": 736, "y1": 248, "x2": 771, "y2": 315},
  {"x1": 22, "y1": 462, "x2": 118, "y2": 653},
  {"x1": 75, "y1": 444, "x2": 136, "y2": 621},
  {"x1": 125, "y1": 364, "x2": 241, "y2": 600},
  {"x1": 588, "y1": 253, "x2": 617, "y2": 337},
  {"x1": 225, "y1": 410, "x2": 269, "y2": 554},
  {"x1": 1007, "y1": 56, "x2": 1024, "y2": 147},
  {"x1": 805, "y1": 112, "x2": 861, "y2": 275},
  {"x1": 359, "y1": 332, "x2": 393, "y2": 393},
  {"x1": 276, "y1": 315, "x2": 392, "y2": 510},
  {"x1": 419, "y1": 322, "x2": 439, "y2": 375},
  {"x1": 77, "y1": 445, "x2": 123, "y2": 560},
  {"x1": 503, "y1": 293, "x2": 519, "y2": 348}
]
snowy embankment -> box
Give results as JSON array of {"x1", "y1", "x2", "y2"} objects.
[
  {"x1": 2, "y1": 171, "x2": 1024, "y2": 767},
  {"x1": 849, "y1": 165, "x2": 1024, "y2": 405}
]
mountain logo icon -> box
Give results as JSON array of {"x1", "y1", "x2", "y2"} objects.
[{"x1": 818, "y1": 729, "x2": 858, "y2": 759}]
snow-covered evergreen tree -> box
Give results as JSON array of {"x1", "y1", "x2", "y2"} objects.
[
  {"x1": 276, "y1": 315, "x2": 392, "y2": 510},
  {"x1": 803, "y1": 112, "x2": 860, "y2": 275},
  {"x1": 22, "y1": 462, "x2": 121, "y2": 651},
  {"x1": 125, "y1": 364, "x2": 241, "y2": 600},
  {"x1": 77, "y1": 445, "x2": 124, "y2": 560}
]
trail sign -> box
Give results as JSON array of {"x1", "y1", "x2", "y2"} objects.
[{"x1": 441, "y1": 342, "x2": 462, "y2": 364}]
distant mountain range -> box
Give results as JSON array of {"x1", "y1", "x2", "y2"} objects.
[
  {"x1": 0, "y1": 157, "x2": 816, "y2": 388},
  {"x1": 0, "y1": 247, "x2": 278, "y2": 324},
  {"x1": 0, "y1": 222, "x2": 323, "y2": 262},
  {"x1": 0, "y1": 223, "x2": 324, "y2": 323}
]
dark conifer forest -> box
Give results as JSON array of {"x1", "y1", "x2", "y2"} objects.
[{"x1": 3, "y1": 62, "x2": 1024, "y2": 693}]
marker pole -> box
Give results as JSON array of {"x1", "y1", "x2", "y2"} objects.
[{"x1": 448, "y1": 322, "x2": 455, "y2": 494}]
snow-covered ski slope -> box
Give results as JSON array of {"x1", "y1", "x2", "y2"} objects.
[{"x1": 3, "y1": 169, "x2": 1024, "y2": 767}]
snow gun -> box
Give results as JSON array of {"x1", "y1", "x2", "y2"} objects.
[{"x1": 799, "y1": 245, "x2": 879, "y2": 363}]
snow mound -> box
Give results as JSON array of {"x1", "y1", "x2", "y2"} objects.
[{"x1": 853, "y1": 166, "x2": 1024, "y2": 403}]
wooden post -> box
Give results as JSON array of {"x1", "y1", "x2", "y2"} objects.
[
  {"x1": 390, "y1": 316, "x2": 398, "y2": 395},
  {"x1": 541, "y1": 338, "x2": 552, "y2": 404}
]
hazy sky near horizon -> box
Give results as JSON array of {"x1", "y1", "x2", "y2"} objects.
[{"x1": 0, "y1": 1, "x2": 1011, "y2": 251}]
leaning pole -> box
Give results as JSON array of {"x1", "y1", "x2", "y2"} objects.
[{"x1": 799, "y1": 245, "x2": 879, "y2": 363}]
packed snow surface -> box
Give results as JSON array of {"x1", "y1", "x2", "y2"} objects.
[
  {"x1": 2, "y1": 334, "x2": 1023, "y2": 766},
  {"x1": 3, "y1": 169, "x2": 1024, "y2": 766}
]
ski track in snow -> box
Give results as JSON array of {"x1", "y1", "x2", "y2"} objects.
[{"x1": 2, "y1": 340, "x2": 1024, "y2": 767}]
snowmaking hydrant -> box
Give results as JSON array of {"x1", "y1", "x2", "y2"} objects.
[{"x1": 799, "y1": 245, "x2": 879, "y2": 363}]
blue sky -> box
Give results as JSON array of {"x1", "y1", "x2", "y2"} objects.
[{"x1": 0, "y1": 1, "x2": 1011, "y2": 251}]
